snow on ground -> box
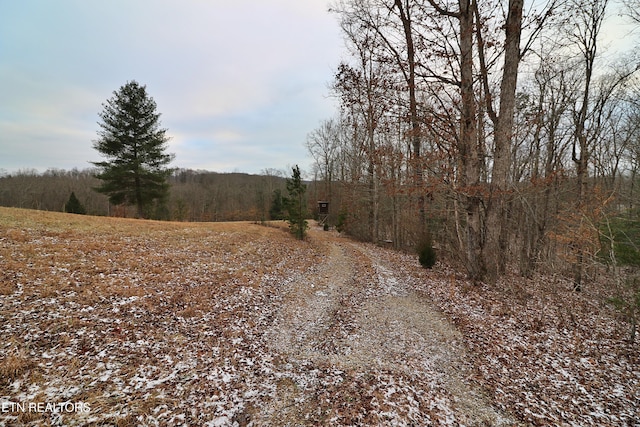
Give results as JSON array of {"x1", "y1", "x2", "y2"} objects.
[
  {"x1": 376, "y1": 247, "x2": 639, "y2": 426},
  {"x1": 0, "y1": 208, "x2": 638, "y2": 426}
]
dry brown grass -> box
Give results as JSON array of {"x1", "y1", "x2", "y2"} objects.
[
  {"x1": 0, "y1": 350, "x2": 34, "y2": 384},
  {"x1": 0, "y1": 207, "x2": 317, "y2": 425},
  {"x1": 0, "y1": 280, "x2": 15, "y2": 295}
]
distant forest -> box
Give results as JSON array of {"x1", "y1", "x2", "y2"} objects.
[{"x1": 0, "y1": 168, "x2": 305, "y2": 222}]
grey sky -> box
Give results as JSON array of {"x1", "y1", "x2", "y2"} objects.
[
  {"x1": 0, "y1": 0, "x2": 345, "y2": 175},
  {"x1": 2, "y1": 1, "x2": 635, "y2": 176}
]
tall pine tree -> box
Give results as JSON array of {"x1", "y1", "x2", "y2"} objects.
[{"x1": 92, "y1": 81, "x2": 174, "y2": 218}]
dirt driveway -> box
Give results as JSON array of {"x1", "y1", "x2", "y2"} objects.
[{"x1": 257, "y1": 228, "x2": 517, "y2": 426}]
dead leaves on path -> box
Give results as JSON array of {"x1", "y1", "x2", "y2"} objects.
[{"x1": 383, "y1": 250, "x2": 639, "y2": 426}]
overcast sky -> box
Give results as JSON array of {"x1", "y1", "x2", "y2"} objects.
[
  {"x1": 0, "y1": 0, "x2": 345, "y2": 175},
  {"x1": 2, "y1": 2, "x2": 636, "y2": 177}
]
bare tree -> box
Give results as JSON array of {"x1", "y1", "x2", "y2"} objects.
[
  {"x1": 333, "y1": 0, "x2": 432, "y2": 239},
  {"x1": 306, "y1": 118, "x2": 341, "y2": 202},
  {"x1": 622, "y1": 0, "x2": 640, "y2": 24},
  {"x1": 332, "y1": 8, "x2": 396, "y2": 241},
  {"x1": 563, "y1": 0, "x2": 640, "y2": 288},
  {"x1": 481, "y1": 0, "x2": 525, "y2": 282}
]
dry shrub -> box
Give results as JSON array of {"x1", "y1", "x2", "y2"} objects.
[
  {"x1": 0, "y1": 351, "x2": 34, "y2": 384},
  {"x1": 5, "y1": 228, "x2": 30, "y2": 242},
  {"x1": 0, "y1": 279, "x2": 15, "y2": 295},
  {"x1": 178, "y1": 306, "x2": 199, "y2": 318}
]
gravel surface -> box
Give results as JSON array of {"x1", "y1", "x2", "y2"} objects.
[{"x1": 261, "y1": 234, "x2": 514, "y2": 425}]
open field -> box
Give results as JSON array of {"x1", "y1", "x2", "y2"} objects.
[{"x1": 0, "y1": 207, "x2": 638, "y2": 426}]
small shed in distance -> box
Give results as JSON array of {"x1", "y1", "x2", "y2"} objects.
[{"x1": 317, "y1": 201, "x2": 329, "y2": 225}]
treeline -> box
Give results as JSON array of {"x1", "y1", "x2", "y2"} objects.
[
  {"x1": 306, "y1": 0, "x2": 640, "y2": 287},
  {"x1": 0, "y1": 168, "x2": 295, "y2": 222},
  {"x1": 0, "y1": 169, "x2": 108, "y2": 214}
]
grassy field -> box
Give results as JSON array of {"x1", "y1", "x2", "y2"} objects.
[{"x1": 0, "y1": 208, "x2": 324, "y2": 426}]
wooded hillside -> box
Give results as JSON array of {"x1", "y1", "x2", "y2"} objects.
[
  {"x1": 0, "y1": 168, "x2": 290, "y2": 222},
  {"x1": 304, "y1": 0, "x2": 640, "y2": 289}
]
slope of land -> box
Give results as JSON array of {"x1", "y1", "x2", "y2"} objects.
[{"x1": 0, "y1": 207, "x2": 637, "y2": 426}]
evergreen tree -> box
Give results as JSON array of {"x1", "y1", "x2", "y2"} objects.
[
  {"x1": 269, "y1": 189, "x2": 285, "y2": 220},
  {"x1": 64, "y1": 192, "x2": 86, "y2": 215},
  {"x1": 284, "y1": 165, "x2": 308, "y2": 240},
  {"x1": 92, "y1": 80, "x2": 174, "y2": 218}
]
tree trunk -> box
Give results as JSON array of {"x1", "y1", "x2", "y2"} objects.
[
  {"x1": 459, "y1": 0, "x2": 485, "y2": 281},
  {"x1": 394, "y1": 0, "x2": 425, "y2": 237},
  {"x1": 484, "y1": 0, "x2": 524, "y2": 284},
  {"x1": 134, "y1": 171, "x2": 144, "y2": 219},
  {"x1": 571, "y1": 0, "x2": 608, "y2": 291}
]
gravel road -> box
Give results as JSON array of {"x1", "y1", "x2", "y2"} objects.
[{"x1": 259, "y1": 228, "x2": 517, "y2": 426}]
